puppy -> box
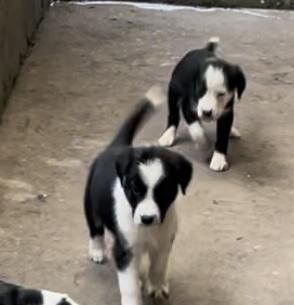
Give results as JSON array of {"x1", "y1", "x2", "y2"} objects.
[
  {"x1": 158, "y1": 37, "x2": 246, "y2": 171},
  {"x1": 0, "y1": 280, "x2": 80, "y2": 305},
  {"x1": 84, "y1": 86, "x2": 193, "y2": 305}
]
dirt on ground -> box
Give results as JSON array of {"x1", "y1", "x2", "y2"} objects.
[{"x1": 0, "y1": 3, "x2": 294, "y2": 305}]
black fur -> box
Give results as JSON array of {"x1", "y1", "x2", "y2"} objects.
[
  {"x1": 113, "y1": 232, "x2": 133, "y2": 271},
  {"x1": 0, "y1": 281, "x2": 43, "y2": 305},
  {"x1": 162, "y1": 39, "x2": 246, "y2": 169},
  {"x1": 0, "y1": 281, "x2": 77, "y2": 305},
  {"x1": 84, "y1": 90, "x2": 193, "y2": 271}
]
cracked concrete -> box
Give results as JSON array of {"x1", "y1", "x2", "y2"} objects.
[{"x1": 1, "y1": 3, "x2": 294, "y2": 305}]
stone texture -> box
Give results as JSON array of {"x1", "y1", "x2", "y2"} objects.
[{"x1": 0, "y1": 0, "x2": 50, "y2": 117}]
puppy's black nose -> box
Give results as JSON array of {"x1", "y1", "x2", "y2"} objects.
[
  {"x1": 141, "y1": 215, "x2": 155, "y2": 225},
  {"x1": 202, "y1": 110, "x2": 213, "y2": 118}
]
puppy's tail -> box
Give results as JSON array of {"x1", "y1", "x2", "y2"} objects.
[
  {"x1": 109, "y1": 86, "x2": 165, "y2": 147},
  {"x1": 205, "y1": 36, "x2": 220, "y2": 53}
]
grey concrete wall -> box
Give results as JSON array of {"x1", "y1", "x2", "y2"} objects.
[{"x1": 0, "y1": 0, "x2": 50, "y2": 117}]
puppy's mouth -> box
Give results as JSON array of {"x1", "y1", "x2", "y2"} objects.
[{"x1": 201, "y1": 115, "x2": 214, "y2": 122}]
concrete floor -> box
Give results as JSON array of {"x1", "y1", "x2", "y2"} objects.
[{"x1": 1, "y1": 2, "x2": 294, "y2": 305}]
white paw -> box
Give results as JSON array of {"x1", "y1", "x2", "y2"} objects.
[
  {"x1": 210, "y1": 151, "x2": 229, "y2": 172},
  {"x1": 147, "y1": 282, "x2": 169, "y2": 299},
  {"x1": 88, "y1": 237, "x2": 106, "y2": 264},
  {"x1": 89, "y1": 249, "x2": 105, "y2": 264},
  {"x1": 230, "y1": 126, "x2": 241, "y2": 139},
  {"x1": 121, "y1": 297, "x2": 142, "y2": 305},
  {"x1": 158, "y1": 126, "x2": 176, "y2": 147}
]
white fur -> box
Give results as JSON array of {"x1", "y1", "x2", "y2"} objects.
[
  {"x1": 205, "y1": 66, "x2": 225, "y2": 92},
  {"x1": 210, "y1": 151, "x2": 229, "y2": 171},
  {"x1": 113, "y1": 180, "x2": 144, "y2": 305},
  {"x1": 89, "y1": 236, "x2": 106, "y2": 263},
  {"x1": 139, "y1": 159, "x2": 164, "y2": 188},
  {"x1": 197, "y1": 65, "x2": 233, "y2": 120},
  {"x1": 114, "y1": 178, "x2": 162, "y2": 249},
  {"x1": 208, "y1": 36, "x2": 220, "y2": 45},
  {"x1": 113, "y1": 172, "x2": 178, "y2": 304},
  {"x1": 114, "y1": 179, "x2": 137, "y2": 245},
  {"x1": 145, "y1": 86, "x2": 165, "y2": 108},
  {"x1": 187, "y1": 121, "x2": 208, "y2": 147},
  {"x1": 133, "y1": 160, "x2": 164, "y2": 225},
  {"x1": 117, "y1": 260, "x2": 142, "y2": 305},
  {"x1": 230, "y1": 125, "x2": 241, "y2": 138},
  {"x1": 158, "y1": 126, "x2": 176, "y2": 147},
  {"x1": 134, "y1": 199, "x2": 160, "y2": 225},
  {"x1": 41, "y1": 291, "x2": 80, "y2": 305}
]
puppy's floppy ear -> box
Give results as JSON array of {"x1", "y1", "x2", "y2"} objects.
[
  {"x1": 233, "y1": 65, "x2": 246, "y2": 100},
  {"x1": 115, "y1": 150, "x2": 133, "y2": 184},
  {"x1": 168, "y1": 152, "x2": 193, "y2": 195}
]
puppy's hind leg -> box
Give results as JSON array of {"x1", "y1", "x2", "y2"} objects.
[
  {"x1": 84, "y1": 192, "x2": 106, "y2": 264},
  {"x1": 87, "y1": 212, "x2": 106, "y2": 264},
  {"x1": 88, "y1": 228, "x2": 106, "y2": 264},
  {"x1": 158, "y1": 86, "x2": 180, "y2": 147}
]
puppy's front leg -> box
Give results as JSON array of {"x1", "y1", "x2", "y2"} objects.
[
  {"x1": 182, "y1": 102, "x2": 209, "y2": 149},
  {"x1": 187, "y1": 121, "x2": 209, "y2": 149},
  {"x1": 147, "y1": 237, "x2": 174, "y2": 299},
  {"x1": 210, "y1": 110, "x2": 233, "y2": 172},
  {"x1": 114, "y1": 241, "x2": 142, "y2": 305},
  {"x1": 117, "y1": 263, "x2": 142, "y2": 305}
]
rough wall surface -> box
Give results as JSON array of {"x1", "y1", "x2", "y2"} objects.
[{"x1": 0, "y1": 0, "x2": 50, "y2": 116}]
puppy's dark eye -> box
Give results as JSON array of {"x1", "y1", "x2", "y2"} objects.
[
  {"x1": 129, "y1": 181, "x2": 140, "y2": 195},
  {"x1": 217, "y1": 92, "x2": 226, "y2": 98}
]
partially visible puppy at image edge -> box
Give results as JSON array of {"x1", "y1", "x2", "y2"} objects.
[
  {"x1": 0, "y1": 280, "x2": 80, "y2": 305},
  {"x1": 158, "y1": 37, "x2": 246, "y2": 171},
  {"x1": 84, "y1": 86, "x2": 193, "y2": 305}
]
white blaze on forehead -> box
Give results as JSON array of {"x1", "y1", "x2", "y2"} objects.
[
  {"x1": 205, "y1": 65, "x2": 225, "y2": 91},
  {"x1": 139, "y1": 159, "x2": 164, "y2": 188}
]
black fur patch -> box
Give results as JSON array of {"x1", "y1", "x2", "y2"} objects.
[
  {"x1": 113, "y1": 234, "x2": 133, "y2": 271},
  {"x1": 57, "y1": 298, "x2": 72, "y2": 305},
  {"x1": 0, "y1": 281, "x2": 42, "y2": 305}
]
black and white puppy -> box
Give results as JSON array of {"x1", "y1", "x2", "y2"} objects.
[
  {"x1": 0, "y1": 280, "x2": 80, "y2": 305},
  {"x1": 158, "y1": 37, "x2": 246, "y2": 171},
  {"x1": 84, "y1": 87, "x2": 193, "y2": 305}
]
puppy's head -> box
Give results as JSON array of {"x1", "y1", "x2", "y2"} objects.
[
  {"x1": 116, "y1": 148, "x2": 193, "y2": 226},
  {"x1": 196, "y1": 59, "x2": 246, "y2": 121}
]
